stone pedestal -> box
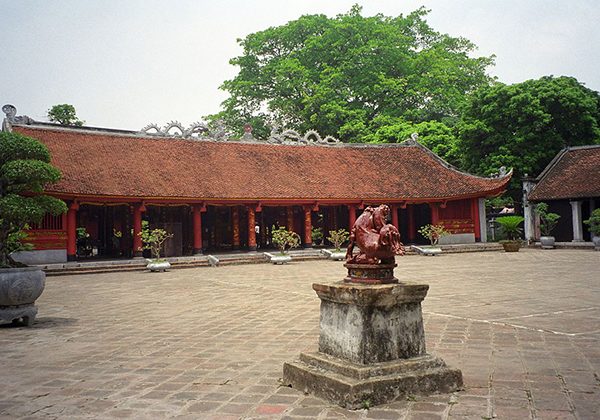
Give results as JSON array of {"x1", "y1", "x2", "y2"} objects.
[{"x1": 283, "y1": 274, "x2": 462, "y2": 409}]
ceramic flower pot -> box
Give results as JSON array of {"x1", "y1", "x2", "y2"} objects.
[
  {"x1": 147, "y1": 260, "x2": 171, "y2": 272},
  {"x1": 500, "y1": 240, "x2": 521, "y2": 252},
  {"x1": 540, "y1": 236, "x2": 555, "y2": 249},
  {"x1": 592, "y1": 235, "x2": 600, "y2": 251}
]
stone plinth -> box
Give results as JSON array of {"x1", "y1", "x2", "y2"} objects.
[
  {"x1": 283, "y1": 277, "x2": 463, "y2": 408},
  {"x1": 314, "y1": 281, "x2": 428, "y2": 364},
  {"x1": 284, "y1": 352, "x2": 462, "y2": 409}
]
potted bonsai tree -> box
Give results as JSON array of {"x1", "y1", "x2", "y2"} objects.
[
  {"x1": 0, "y1": 131, "x2": 67, "y2": 326},
  {"x1": 496, "y1": 215, "x2": 525, "y2": 252},
  {"x1": 324, "y1": 228, "x2": 350, "y2": 260},
  {"x1": 583, "y1": 208, "x2": 600, "y2": 250},
  {"x1": 266, "y1": 225, "x2": 300, "y2": 264},
  {"x1": 414, "y1": 224, "x2": 449, "y2": 256},
  {"x1": 139, "y1": 221, "x2": 174, "y2": 272},
  {"x1": 535, "y1": 202, "x2": 561, "y2": 249}
]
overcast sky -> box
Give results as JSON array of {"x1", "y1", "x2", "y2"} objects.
[{"x1": 2, "y1": 0, "x2": 599, "y2": 130}]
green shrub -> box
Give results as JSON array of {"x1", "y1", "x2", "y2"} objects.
[
  {"x1": 271, "y1": 226, "x2": 300, "y2": 255},
  {"x1": 496, "y1": 215, "x2": 524, "y2": 241}
]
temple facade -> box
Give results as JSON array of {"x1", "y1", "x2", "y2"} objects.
[
  {"x1": 523, "y1": 145, "x2": 600, "y2": 242},
  {"x1": 7, "y1": 118, "x2": 511, "y2": 263}
]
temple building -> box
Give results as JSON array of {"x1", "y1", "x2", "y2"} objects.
[
  {"x1": 4, "y1": 110, "x2": 511, "y2": 264},
  {"x1": 523, "y1": 145, "x2": 600, "y2": 242}
]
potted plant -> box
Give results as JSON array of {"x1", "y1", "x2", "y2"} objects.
[
  {"x1": 139, "y1": 221, "x2": 174, "y2": 272},
  {"x1": 323, "y1": 229, "x2": 350, "y2": 260},
  {"x1": 266, "y1": 226, "x2": 300, "y2": 264},
  {"x1": 311, "y1": 227, "x2": 323, "y2": 247},
  {"x1": 0, "y1": 131, "x2": 67, "y2": 326},
  {"x1": 535, "y1": 202, "x2": 561, "y2": 249},
  {"x1": 583, "y1": 208, "x2": 600, "y2": 250},
  {"x1": 496, "y1": 215, "x2": 525, "y2": 252},
  {"x1": 76, "y1": 226, "x2": 92, "y2": 257},
  {"x1": 414, "y1": 224, "x2": 449, "y2": 255}
]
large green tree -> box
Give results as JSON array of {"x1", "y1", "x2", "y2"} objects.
[
  {"x1": 364, "y1": 116, "x2": 462, "y2": 166},
  {"x1": 457, "y1": 76, "x2": 600, "y2": 193},
  {"x1": 210, "y1": 5, "x2": 494, "y2": 141}
]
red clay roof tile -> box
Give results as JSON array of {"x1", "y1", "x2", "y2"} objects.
[
  {"x1": 15, "y1": 125, "x2": 510, "y2": 203},
  {"x1": 529, "y1": 145, "x2": 600, "y2": 201}
]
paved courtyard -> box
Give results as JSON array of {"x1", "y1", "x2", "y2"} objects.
[{"x1": 1, "y1": 249, "x2": 599, "y2": 419}]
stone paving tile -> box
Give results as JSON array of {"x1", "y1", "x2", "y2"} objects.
[{"x1": 1, "y1": 249, "x2": 599, "y2": 419}]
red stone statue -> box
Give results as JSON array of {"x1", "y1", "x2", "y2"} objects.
[{"x1": 345, "y1": 205, "x2": 405, "y2": 265}]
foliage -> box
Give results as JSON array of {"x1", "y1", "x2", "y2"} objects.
[
  {"x1": 271, "y1": 225, "x2": 300, "y2": 255},
  {"x1": 311, "y1": 227, "x2": 323, "y2": 245},
  {"x1": 418, "y1": 223, "x2": 449, "y2": 246},
  {"x1": 139, "y1": 220, "x2": 173, "y2": 260},
  {"x1": 364, "y1": 118, "x2": 462, "y2": 165},
  {"x1": 76, "y1": 227, "x2": 89, "y2": 239},
  {"x1": 458, "y1": 76, "x2": 600, "y2": 196},
  {"x1": 327, "y1": 229, "x2": 350, "y2": 251},
  {"x1": 0, "y1": 131, "x2": 67, "y2": 267},
  {"x1": 535, "y1": 202, "x2": 561, "y2": 236},
  {"x1": 583, "y1": 208, "x2": 600, "y2": 236},
  {"x1": 496, "y1": 215, "x2": 524, "y2": 241},
  {"x1": 47, "y1": 104, "x2": 84, "y2": 126},
  {"x1": 209, "y1": 5, "x2": 494, "y2": 141},
  {"x1": 7, "y1": 226, "x2": 33, "y2": 254}
]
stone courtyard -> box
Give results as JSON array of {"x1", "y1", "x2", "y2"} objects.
[{"x1": 1, "y1": 249, "x2": 599, "y2": 419}]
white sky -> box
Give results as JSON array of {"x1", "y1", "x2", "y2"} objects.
[{"x1": 2, "y1": 0, "x2": 599, "y2": 130}]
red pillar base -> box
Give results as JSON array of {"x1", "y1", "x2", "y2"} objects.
[
  {"x1": 67, "y1": 254, "x2": 77, "y2": 262},
  {"x1": 193, "y1": 248, "x2": 203, "y2": 255},
  {"x1": 248, "y1": 245, "x2": 257, "y2": 252},
  {"x1": 304, "y1": 243, "x2": 313, "y2": 248}
]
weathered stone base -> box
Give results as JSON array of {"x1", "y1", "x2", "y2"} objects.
[
  {"x1": 283, "y1": 352, "x2": 463, "y2": 409},
  {"x1": 0, "y1": 304, "x2": 38, "y2": 327}
]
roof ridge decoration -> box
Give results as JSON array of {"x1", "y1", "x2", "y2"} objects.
[
  {"x1": 267, "y1": 125, "x2": 341, "y2": 146},
  {"x1": 139, "y1": 119, "x2": 341, "y2": 146},
  {"x1": 2, "y1": 104, "x2": 35, "y2": 132},
  {"x1": 139, "y1": 121, "x2": 214, "y2": 139}
]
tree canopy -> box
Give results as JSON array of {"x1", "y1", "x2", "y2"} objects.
[
  {"x1": 47, "y1": 104, "x2": 84, "y2": 126},
  {"x1": 0, "y1": 131, "x2": 67, "y2": 267},
  {"x1": 457, "y1": 76, "x2": 600, "y2": 192},
  {"x1": 210, "y1": 5, "x2": 494, "y2": 141}
]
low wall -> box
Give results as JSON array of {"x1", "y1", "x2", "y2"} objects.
[
  {"x1": 438, "y1": 233, "x2": 475, "y2": 245},
  {"x1": 11, "y1": 249, "x2": 67, "y2": 265}
]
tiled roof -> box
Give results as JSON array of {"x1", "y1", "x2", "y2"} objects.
[
  {"x1": 529, "y1": 145, "x2": 600, "y2": 201},
  {"x1": 14, "y1": 125, "x2": 510, "y2": 203}
]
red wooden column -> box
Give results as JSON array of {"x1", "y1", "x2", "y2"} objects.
[
  {"x1": 407, "y1": 205, "x2": 416, "y2": 242},
  {"x1": 247, "y1": 206, "x2": 257, "y2": 251},
  {"x1": 132, "y1": 203, "x2": 146, "y2": 258},
  {"x1": 348, "y1": 205, "x2": 356, "y2": 230},
  {"x1": 430, "y1": 202, "x2": 439, "y2": 225},
  {"x1": 232, "y1": 207, "x2": 240, "y2": 250},
  {"x1": 391, "y1": 204, "x2": 399, "y2": 229},
  {"x1": 66, "y1": 201, "x2": 79, "y2": 262},
  {"x1": 192, "y1": 204, "x2": 205, "y2": 255},
  {"x1": 303, "y1": 206, "x2": 313, "y2": 248},
  {"x1": 471, "y1": 198, "x2": 481, "y2": 242},
  {"x1": 286, "y1": 206, "x2": 295, "y2": 232}
]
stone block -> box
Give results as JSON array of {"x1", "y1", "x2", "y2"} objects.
[
  {"x1": 314, "y1": 281, "x2": 428, "y2": 364},
  {"x1": 283, "y1": 352, "x2": 463, "y2": 409}
]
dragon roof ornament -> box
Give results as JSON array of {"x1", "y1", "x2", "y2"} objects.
[
  {"x1": 138, "y1": 120, "x2": 341, "y2": 146},
  {"x1": 267, "y1": 126, "x2": 341, "y2": 146}
]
